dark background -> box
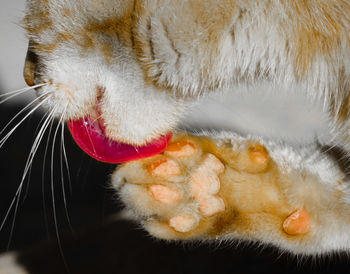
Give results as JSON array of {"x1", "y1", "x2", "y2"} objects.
[{"x1": 1, "y1": 103, "x2": 350, "y2": 274}]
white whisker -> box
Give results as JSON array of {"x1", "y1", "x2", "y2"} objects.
[
  {"x1": 6, "y1": 107, "x2": 58, "y2": 248},
  {"x1": 0, "y1": 84, "x2": 47, "y2": 105},
  {"x1": 83, "y1": 121, "x2": 97, "y2": 155},
  {"x1": 51, "y1": 110, "x2": 70, "y2": 270},
  {"x1": 21, "y1": 108, "x2": 57, "y2": 185},
  {"x1": 41, "y1": 110, "x2": 57, "y2": 238},
  {"x1": 6, "y1": 183, "x2": 23, "y2": 251},
  {"x1": 0, "y1": 92, "x2": 51, "y2": 137},
  {"x1": 0, "y1": 97, "x2": 50, "y2": 149},
  {"x1": 61, "y1": 120, "x2": 72, "y2": 195},
  {"x1": 22, "y1": 109, "x2": 54, "y2": 202},
  {"x1": 0, "y1": 106, "x2": 57, "y2": 234},
  {"x1": 59, "y1": 108, "x2": 73, "y2": 230},
  {"x1": 0, "y1": 83, "x2": 46, "y2": 98}
]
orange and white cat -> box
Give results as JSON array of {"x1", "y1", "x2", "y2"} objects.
[{"x1": 18, "y1": 0, "x2": 350, "y2": 256}]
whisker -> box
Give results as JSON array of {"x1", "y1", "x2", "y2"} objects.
[
  {"x1": 0, "y1": 106, "x2": 57, "y2": 234},
  {"x1": 61, "y1": 120, "x2": 72, "y2": 195},
  {"x1": 51, "y1": 110, "x2": 70, "y2": 271},
  {"x1": 83, "y1": 120, "x2": 97, "y2": 155},
  {"x1": 60, "y1": 111, "x2": 73, "y2": 230},
  {"x1": 0, "y1": 83, "x2": 46, "y2": 98},
  {"x1": 21, "y1": 162, "x2": 33, "y2": 204},
  {"x1": 22, "y1": 107, "x2": 58, "y2": 182},
  {"x1": 8, "y1": 108, "x2": 58, "y2": 248},
  {"x1": 0, "y1": 84, "x2": 47, "y2": 105},
  {"x1": 0, "y1": 97, "x2": 50, "y2": 149},
  {"x1": 41, "y1": 109, "x2": 57, "y2": 238},
  {"x1": 0, "y1": 92, "x2": 51, "y2": 137},
  {"x1": 22, "y1": 110, "x2": 53, "y2": 203},
  {"x1": 6, "y1": 183, "x2": 23, "y2": 251}
]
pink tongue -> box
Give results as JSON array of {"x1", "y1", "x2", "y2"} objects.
[{"x1": 67, "y1": 116, "x2": 172, "y2": 163}]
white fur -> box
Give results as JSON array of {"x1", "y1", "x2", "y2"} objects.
[{"x1": 0, "y1": 253, "x2": 28, "y2": 274}]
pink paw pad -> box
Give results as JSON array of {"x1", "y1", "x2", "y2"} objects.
[
  {"x1": 198, "y1": 195, "x2": 225, "y2": 216},
  {"x1": 169, "y1": 215, "x2": 198, "y2": 233},
  {"x1": 164, "y1": 141, "x2": 198, "y2": 158},
  {"x1": 248, "y1": 145, "x2": 269, "y2": 165},
  {"x1": 283, "y1": 208, "x2": 311, "y2": 235},
  {"x1": 190, "y1": 154, "x2": 225, "y2": 217},
  {"x1": 148, "y1": 185, "x2": 181, "y2": 205},
  {"x1": 190, "y1": 171, "x2": 220, "y2": 196},
  {"x1": 147, "y1": 158, "x2": 181, "y2": 177},
  {"x1": 200, "y1": 154, "x2": 225, "y2": 174}
]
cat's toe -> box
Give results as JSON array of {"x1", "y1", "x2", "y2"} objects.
[
  {"x1": 189, "y1": 154, "x2": 225, "y2": 216},
  {"x1": 146, "y1": 158, "x2": 182, "y2": 177},
  {"x1": 148, "y1": 184, "x2": 181, "y2": 205},
  {"x1": 283, "y1": 208, "x2": 311, "y2": 235},
  {"x1": 164, "y1": 140, "x2": 198, "y2": 158},
  {"x1": 168, "y1": 214, "x2": 199, "y2": 232},
  {"x1": 112, "y1": 136, "x2": 229, "y2": 238}
]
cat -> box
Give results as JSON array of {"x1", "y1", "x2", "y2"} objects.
[{"x1": 19, "y1": 0, "x2": 350, "y2": 256}]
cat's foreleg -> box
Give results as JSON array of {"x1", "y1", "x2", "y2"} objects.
[{"x1": 112, "y1": 133, "x2": 350, "y2": 255}]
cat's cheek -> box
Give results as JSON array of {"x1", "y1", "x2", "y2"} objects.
[
  {"x1": 100, "y1": 94, "x2": 188, "y2": 146},
  {"x1": 38, "y1": 60, "x2": 99, "y2": 119},
  {"x1": 101, "y1": 112, "x2": 181, "y2": 146}
]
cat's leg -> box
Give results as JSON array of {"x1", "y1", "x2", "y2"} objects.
[{"x1": 112, "y1": 133, "x2": 350, "y2": 255}]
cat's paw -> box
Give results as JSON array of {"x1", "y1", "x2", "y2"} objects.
[
  {"x1": 112, "y1": 136, "x2": 225, "y2": 238},
  {"x1": 112, "y1": 134, "x2": 313, "y2": 242}
]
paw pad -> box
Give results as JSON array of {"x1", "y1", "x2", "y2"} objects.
[
  {"x1": 283, "y1": 208, "x2": 311, "y2": 235},
  {"x1": 165, "y1": 141, "x2": 197, "y2": 158},
  {"x1": 200, "y1": 153, "x2": 225, "y2": 174},
  {"x1": 248, "y1": 145, "x2": 269, "y2": 165},
  {"x1": 147, "y1": 158, "x2": 181, "y2": 177},
  {"x1": 198, "y1": 195, "x2": 225, "y2": 216},
  {"x1": 115, "y1": 135, "x2": 301, "y2": 241},
  {"x1": 190, "y1": 154, "x2": 225, "y2": 217},
  {"x1": 148, "y1": 185, "x2": 181, "y2": 205},
  {"x1": 191, "y1": 171, "x2": 220, "y2": 196},
  {"x1": 169, "y1": 215, "x2": 198, "y2": 233},
  {"x1": 145, "y1": 146, "x2": 226, "y2": 233}
]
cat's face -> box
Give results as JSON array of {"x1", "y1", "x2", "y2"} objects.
[{"x1": 23, "y1": 0, "x2": 193, "y2": 163}]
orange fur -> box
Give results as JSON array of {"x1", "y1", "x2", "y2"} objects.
[
  {"x1": 284, "y1": 0, "x2": 350, "y2": 75},
  {"x1": 114, "y1": 134, "x2": 331, "y2": 251}
]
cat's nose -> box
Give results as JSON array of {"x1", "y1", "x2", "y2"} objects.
[{"x1": 23, "y1": 42, "x2": 38, "y2": 86}]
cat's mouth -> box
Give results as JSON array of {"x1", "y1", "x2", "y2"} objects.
[{"x1": 67, "y1": 116, "x2": 172, "y2": 163}]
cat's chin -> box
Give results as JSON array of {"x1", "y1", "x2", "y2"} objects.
[{"x1": 68, "y1": 116, "x2": 172, "y2": 163}]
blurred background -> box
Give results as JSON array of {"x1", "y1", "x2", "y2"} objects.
[
  {"x1": 0, "y1": 0, "x2": 30, "y2": 102},
  {"x1": 0, "y1": 1, "x2": 348, "y2": 274}
]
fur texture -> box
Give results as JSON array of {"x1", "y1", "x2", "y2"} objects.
[
  {"x1": 113, "y1": 133, "x2": 350, "y2": 255},
  {"x1": 22, "y1": 0, "x2": 350, "y2": 255}
]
